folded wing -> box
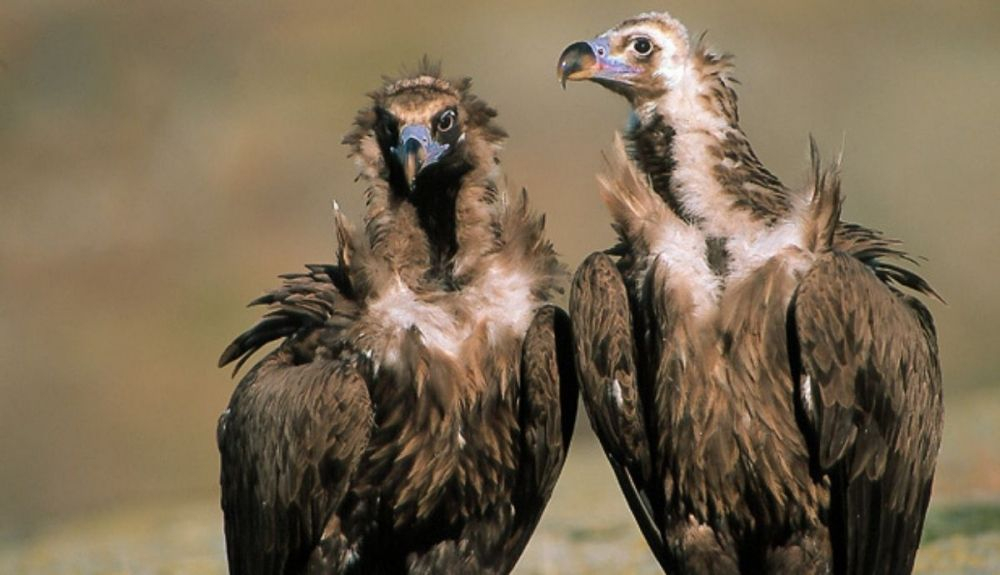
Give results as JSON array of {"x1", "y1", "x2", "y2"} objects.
[
  {"x1": 570, "y1": 252, "x2": 669, "y2": 569},
  {"x1": 791, "y1": 251, "x2": 942, "y2": 575}
]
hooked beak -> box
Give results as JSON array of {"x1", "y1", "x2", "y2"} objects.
[
  {"x1": 558, "y1": 42, "x2": 598, "y2": 88},
  {"x1": 557, "y1": 38, "x2": 639, "y2": 89},
  {"x1": 391, "y1": 124, "x2": 450, "y2": 191}
]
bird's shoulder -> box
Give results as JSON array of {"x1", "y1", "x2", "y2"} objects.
[{"x1": 219, "y1": 263, "x2": 361, "y2": 375}]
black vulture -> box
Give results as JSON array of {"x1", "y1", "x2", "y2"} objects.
[
  {"x1": 558, "y1": 12, "x2": 942, "y2": 574},
  {"x1": 218, "y1": 64, "x2": 577, "y2": 574}
]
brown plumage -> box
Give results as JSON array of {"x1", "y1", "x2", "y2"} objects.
[
  {"x1": 218, "y1": 64, "x2": 577, "y2": 574},
  {"x1": 559, "y1": 12, "x2": 942, "y2": 574}
]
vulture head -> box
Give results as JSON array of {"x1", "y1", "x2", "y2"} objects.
[
  {"x1": 375, "y1": 82, "x2": 468, "y2": 194},
  {"x1": 557, "y1": 12, "x2": 693, "y2": 105},
  {"x1": 345, "y1": 65, "x2": 507, "y2": 200},
  {"x1": 342, "y1": 65, "x2": 515, "y2": 286}
]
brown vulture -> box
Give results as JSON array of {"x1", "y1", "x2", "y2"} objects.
[
  {"x1": 217, "y1": 65, "x2": 577, "y2": 574},
  {"x1": 557, "y1": 12, "x2": 942, "y2": 575}
]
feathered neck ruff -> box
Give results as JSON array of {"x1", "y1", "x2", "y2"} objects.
[
  {"x1": 625, "y1": 38, "x2": 793, "y2": 234},
  {"x1": 339, "y1": 65, "x2": 564, "y2": 305}
]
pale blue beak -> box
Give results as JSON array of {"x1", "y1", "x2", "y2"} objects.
[
  {"x1": 557, "y1": 37, "x2": 640, "y2": 88},
  {"x1": 391, "y1": 124, "x2": 451, "y2": 189}
]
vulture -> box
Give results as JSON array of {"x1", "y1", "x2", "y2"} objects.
[
  {"x1": 558, "y1": 12, "x2": 942, "y2": 575},
  {"x1": 217, "y1": 65, "x2": 577, "y2": 574}
]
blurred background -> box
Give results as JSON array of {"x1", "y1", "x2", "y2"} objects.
[{"x1": 1, "y1": 1, "x2": 998, "y2": 572}]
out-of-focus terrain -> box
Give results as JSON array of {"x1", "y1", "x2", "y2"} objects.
[
  {"x1": 2, "y1": 436, "x2": 999, "y2": 573},
  {"x1": 1, "y1": 1, "x2": 998, "y2": 572}
]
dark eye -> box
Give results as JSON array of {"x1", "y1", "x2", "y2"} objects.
[
  {"x1": 632, "y1": 37, "x2": 653, "y2": 56},
  {"x1": 436, "y1": 110, "x2": 456, "y2": 133}
]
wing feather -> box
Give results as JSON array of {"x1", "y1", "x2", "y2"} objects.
[
  {"x1": 219, "y1": 264, "x2": 358, "y2": 373},
  {"x1": 499, "y1": 304, "x2": 578, "y2": 571},
  {"x1": 218, "y1": 352, "x2": 372, "y2": 575},
  {"x1": 791, "y1": 251, "x2": 942, "y2": 575},
  {"x1": 570, "y1": 252, "x2": 669, "y2": 569}
]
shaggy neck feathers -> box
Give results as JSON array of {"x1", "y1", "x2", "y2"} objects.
[
  {"x1": 339, "y1": 71, "x2": 563, "y2": 364},
  {"x1": 625, "y1": 111, "x2": 687, "y2": 222},
  {"x1": 629, "y1": 45, "x2": 794, "y2": 240},
  {"x1": 344, "y1": 75, "x2": 512, "y2": 293},
  {"x1": 603, "y1": 41, "x2": 822, "y2": 317}
]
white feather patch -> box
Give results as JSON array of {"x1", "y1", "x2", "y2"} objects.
[
  {"x1": 726, "y1": 219, "x2": 810, "y2": 282},
  {"x1": 647, "y1": 222, "x2": 720, "y2": 320},
  {"x1": 367, "y1": 263, "x2": 536, "y2": 363},
  {"x1": 657, "y1": 63, "x2": 739, "y2": 240},
  {"x1": 470, "y1": 264, "x2": 535, "y2": 344},
  {"x1": 611, "y1": 378, "x2": 624, "y2": 410},
  {"x1": 801, "y1": 375, "x2": 815, "y2": 416},
  {"x1": 369, "y1": 279, "x2": 464, "y2": 357}
]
